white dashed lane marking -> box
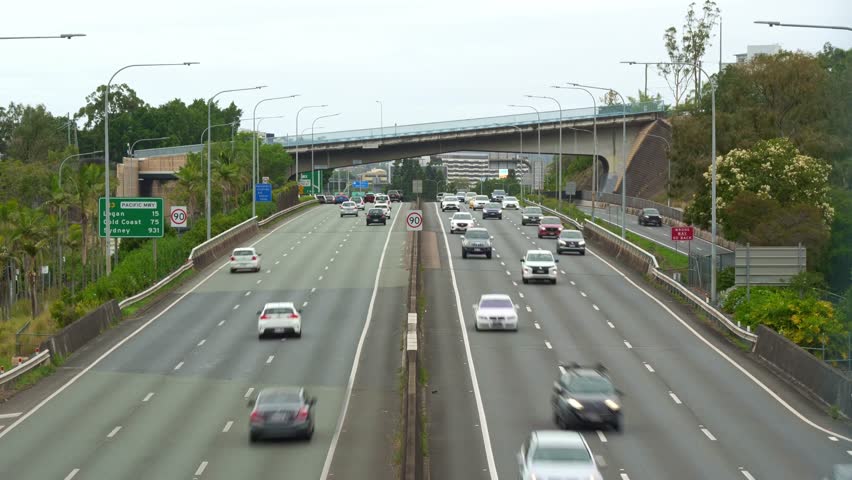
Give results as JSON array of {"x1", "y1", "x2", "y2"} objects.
[
  {"x1": 195, "y1": 461, "x2": 208, "y2": 476},
  {"x1": 223, "y1": 420, "x2": 234, "y2": 433},
  {"x1": 570, "y1": 280, "x2": 576, "y2": 286},
  {"x1": 740, "y1": 470, "x2": 756, "y2": 480},
  {"x1": 700, "y1": 426, "x2": 717, "y2": 441},
  {"x1": 244, "y1": 387, "x2": 254, "y2": 398},
  {"x1": 518, "y1": 292, "x2": 524, "y2": 298},
  {"x1": 266, "y1": 355, "x2": 274, "y2": 364},
  {"x1": 142, "y1": 392, "x2": 154, "y2": 402},
  {"x1": 173, "y1": 362, "x2": 184, "y2": 371},
  {"x1": 197, "y1": 339, "x2": 206, "y2": 347},
  {"x1": 245, "y1": 291, "x2": 251, "y2": 296},
  {"x1": 580, "y1": 292, "x2": 587, "y2": 297},
  {"x1": 534, "y1": 323, "x2": 541, "y2": 329},
  {"x1": 525, "y1": 305, "x2": 532, "y2": 313},
  {"x1": 544, "y1": 341, "x2": 552, "y2": 350},
  {"x1": 233, "y1": 304, "x2": 239, "y2": 310},
  {"x1": 624, "y1": 340, "x2": 633, "y2": 349},
  {"x1": 218, "y1": 320, "x2": 225, "y2": 326},
  {"x1": 669, "y1": 392, "x2": 682, "y2": 404},
  {"x1": 596, "y1": 430, "x2": 608, "y2": 443},
  {"x1": 593, "y1": 304, "x2": 599, "y2": 311},
  {"x1": 644, "y1": 363, "x2": 655, "y2": 373},
  {"x1": 64, "y1": 469, "x2": 80, "y2": 480},
  {"x1": 607, "y1": 321, "x2": 615, "y2": 329}
]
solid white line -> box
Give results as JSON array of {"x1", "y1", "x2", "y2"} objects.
[
  {"x1": 669, "y1": 392, "x2": 682, "y2": 404},
  {"x1": 518, "y1": 292, "x2": 525, "y2": 298},
  {"x1": 593, "y1": 304, "x2": 600, "y2": 311},
  {"x1": 525, "y1": 305, "x2": 532, "y2": 312},
  {"x1": 534, "y1": 323, "x2": 541, "y2": 329},
  {"x1": 545, "y1": 341, "x2": 553, "y2": 349},
  {"x1": 233, "y1": 304, "x2": 239, "y2": 310},
  {"x1": 431, "y1": 203, "x2": 498, "y2": 480},
  {"x1": 607, "y1": 321, "x2": 615, "y2": 328},
  {"x1": 586, "y1": 247, "x2": 852, "y2": 442},
  {"x1": 107, "y1": 426, "x2": 122, "y2": 438},
  {"x1": 597, "y1": 430, "x2": 608, "y2": 443},
  {"x1": 266, "y1": 355, "x2": 274, "y2": 364},
  {"x1": 320, "y1": 201, "x2": 402, "y2": 480},
  {"x1": 701, "y1": 427, "x2": 717, "y2": 441},
  {"x1": 143, "y1": 392, "x2": 154, "y2": 402},
  {"x1": 223, "y1": 420, "x2": 233, "y2": 433},
  {"x1": 218, "y1": 320, "x2": 225, "y2": 326},
  {"x1": 64, "y1": 469, "x2": 80, "y2": 480},
  {"x1": 644, "y1": 363, "x2": 655, "y2": 373},
  {"x1": 0, "y1": 412, "x2": 22, "y2": 419},
  {"x1": 741, "y1": 470, "x2": 756, "y2": 480},
  {"x1": 197, "y1": 339, "x2": 206, "y2": 347},
  {"x1": 174, "y1": 362, "x2": 184, "y2": 370},
  {"x1": 195, "y1": 461, "x2": 208, "y2": 476},
  {"x1": 580, "y1": 291, "x2": 587, "y2": 297},
  {"x1": 624, "y1": 340, "x2": 632, "y2": 349},
  {"x1": 244, "y1": 387, "x2": 254, "y2": 398}
]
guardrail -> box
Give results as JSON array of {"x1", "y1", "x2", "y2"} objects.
[
  {"x1": 404, "y1": 199, "x2": 422, "y2": 480},
  {"x1": 524, "y1": 198, "x2": 756, "y2": 344},
  {"x1": 257, "y1": 199, "x2": 317, "y2": 227},
  {"x1": 0, "y1": 349, "x2": 51, "y2": 387}
]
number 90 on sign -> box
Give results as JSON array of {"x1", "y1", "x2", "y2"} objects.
[
  {"x1": 170, "y1": 206, "x2": 189, "y2": 228},
  {"x1": 406, "y1": 210, "x2": 423, "y2": 231}
]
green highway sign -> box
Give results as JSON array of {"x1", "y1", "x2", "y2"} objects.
[
  {"x1": 299, "y1": 171, "x2": 324, "y2": 194},
  {"x1": 98, "y1": 197, "x2": 164, "y2": 238}
]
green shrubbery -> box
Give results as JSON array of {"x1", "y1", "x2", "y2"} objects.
[{"x1": 722, "y1": 284, "x2": 842, "y2": 348}]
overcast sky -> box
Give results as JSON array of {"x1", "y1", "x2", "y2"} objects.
[{"x1": 3, "y1": 0, "x2": 850, "y2": 139}]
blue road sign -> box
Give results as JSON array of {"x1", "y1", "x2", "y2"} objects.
[
  {"x1": 353, "y1": 180, "x2": 369, "y2": 189},
  {"x1": 255, "y1": 183, "x2": 273, "y2": 202}
]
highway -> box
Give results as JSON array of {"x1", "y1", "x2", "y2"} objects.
[
  {"x1": 425, "y1": 202, "x2": 850, "y2": 479},
  {"x1": 0, "y1": 203, "x2": 409, "y2": 480},
  {"x1": 574, "y1": 203, "x2": 734, "y2": 255}
]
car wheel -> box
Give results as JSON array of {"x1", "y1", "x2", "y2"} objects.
[
  {"x1": 258, "y1": 333, "x2": 264, "y2": 340},
  {"x1": 498, "y1": 215, "x2": 502, "y2": 220},
  {"x1": 538, "y1": 234, "x2": 542, "y2": 238},
  {"x1": 486, "y1": 252, "x2": 492, "y2": 259},
  {"x1": 551, "y1": 279, "x2": 557, "y2": 285},
  {"x1": 612, "y1": 419, "x2": 622, "y2": 432},
  {"x1": 462, "y1": 250, "x2": 468, "y2": 258},
  {"x1": 580, "y1": 250, "x2": 586, "y2": 256},
  {"x1": 250, "y1": 432, "x2": 259, "y2": 443},
  {"x1": 474, "y1": 323, "x2": 480, "y2": 331},
  {"x1": 553, "y1": 412, "x2": 563, "y2": 428},
  {"x1": 229, "y1": 268, "x2": 235, "y2": 273},
  {"x1": 294, "y1": 330, "x2": 302, "y2": 338},
  {"x1": 522, "y1": 278, "x2": 529, "y2": 284}
]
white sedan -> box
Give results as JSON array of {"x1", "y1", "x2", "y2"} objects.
[
  {"x1": 375, "y1": 202, "x2": 392, "y2": 217},
  {"x1": 339, "y1": 201, "x2": 359, "y2": 217},
  {"x1": 474, "y1": 294, "x2": 518, "y2": 331},
  {"x1": 230, "y1": 247, "x2": 262, "y2": 273},
  {"x1": 257, "y1": 302, "x2": 302, "y2": 339},
  {"x1": 518, "y1": 431, "x2": 602, "y2": 480},
  {"x1": 502, "y1": 196, "x2": 520, "y2": 209},
  {"x1": 450, "y1": 212, "x2": 474, "y2": 234}
]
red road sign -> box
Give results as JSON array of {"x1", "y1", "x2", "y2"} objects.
[{"x1": 671, "y1": 226, "x2": 694, "y2": 241}]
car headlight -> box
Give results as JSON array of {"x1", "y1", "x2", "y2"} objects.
[
  {"x1": 558, "y1": 239, "x2": 567, "y2": 245},
  {"x1": 523, "y1": 215, "x2": 529, "y2": 219},
  {"x1": 523, "y1": 267, "x2": 532, "y2": 273},
  {"x1": 605, "y1": 399, "x2": 621, "y2": 411},
  {"x1": 549, "y1": 266, "x2": 557, "y2": 272},
  {"x1": 567, "y1": 398, "x2": 584, "y2": 410},
  {"x1": 578, "y1": 240, "x2": 586, "y2": 246}
]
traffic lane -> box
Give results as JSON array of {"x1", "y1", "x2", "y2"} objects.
[
  {"x1": 506, "y1": 210, "x2": 849, "y2": 477},
  {"x1": 327, "y1": 203, "x2": 412, "y2": 479},
  {"x1": 556, "y1": 244, "x2": 849, "y2": 478},
  {"x1": 575, "y1": 204, "x2": 731, "y2": 254},
  {"x1": 0, "y1": 207, "x2": 380, "y2": 480},
  {"x1": 420, "y1": 203, "x2": 492, "y2": 480},
  {"x1": 481, "y1": 211, "x2": 740, "y2": 479}
]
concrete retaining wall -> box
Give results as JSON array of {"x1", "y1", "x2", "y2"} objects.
[
  {"x1": 40, "y1": 301, "x2": 122, "y2": 359},
  {"x1": 192, "y1": 223, "x2": 260, "y2": 271},
  {"x1": 754, "y1": 324, "x2": 852, "y2": 416}
]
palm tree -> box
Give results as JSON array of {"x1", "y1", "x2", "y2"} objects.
[
  {"x1": 9, "y1": 206, "x2": 50, "y2": 318},
  {"x1": 174, "y1": 154, "x2": 205, "y2": 219},
  {"x1": 214, "y1": 159, "x2": 241, "y2": 213},
  {"x1": 67, "y1": 164, "x2": 103, "y2": 271}
]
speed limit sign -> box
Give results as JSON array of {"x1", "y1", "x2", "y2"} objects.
[
  {"x1": 406, "y1": 210, "x2": 423, "y2": 231},
  {"x1": 170, "y1": 206, "x2": 188, "y2": 228}
]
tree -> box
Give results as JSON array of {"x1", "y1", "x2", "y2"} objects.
[
  {"x1": 174, "y1": 154, "x2": 206, "y2": 218},
  {"x1": 8, "y1": 205, "x2": 51, "y2": 318},
  {"x1": 659, "y1": 0, "x2": 720, "y2": 108},
  {"x1": 67, "y1": 164, "x2": 104, "y2": 272}
]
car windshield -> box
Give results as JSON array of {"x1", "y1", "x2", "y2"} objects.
[
  {"x1": 532, "y1": 446, "x2": 592, "y2": 463},
  {"x1": 493, "y1": 190, "x2": 506, "y2": 195},
  {"x1": 526, "y1": 253, "x2": 554, "y2": 262},
  {"x1": 476, "y1": 196, "x2": 489, "y2": 201},
  {"x1": 524, "y1": 208, "x2": 542, "y2": 214},
  {"x1": 454, "y1": 213, "x2": 472, "y2": 220},
  {"x1": 486, "y1": 203, "x2": 501, "y2": 209},
  {"x1": 560, "y1": 231, "x2": 583, "y2": 239},
  {"x1": 504, "y1": 197, "x2": 517, "y2": 202},
  {"x1": 343, "y1": 202, "x2": 355, "y2": 207},
  {"x1": 233, "y1": 250, "x2": 254, "y2": 256},
  {"x1": 541, "y1": 217, "x2": 561, "y2": 224},
  {"x1": 264, "y1": 306, "x2": 295, "y2": 315},
  {"x1": 567, "y1": 375, "x2": 615, "y2": 395},
  {"x1": 480, "y1": 298, "x2": 513, "y2": 309},
  {"x1": 258, "y1": 390, "x2": 302, "y2": 407},
  {"x1": 456, "y1": 192, "x2": 465, "y2": 196},
  {"x1": 645, "y1": 208, "x2": 660, "y2": 215},
  {"x1": 466, "y1": 230, "x2": 489, "y2": 239},
  {"x1": 369, "y1": 209, "x2": 383, "y2": 215}
]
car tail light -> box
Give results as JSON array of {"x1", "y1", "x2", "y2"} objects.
[
  {"x1": 295, "y1": 406, "x2": 309, "y2": 421},
  {"x1": 230, "y1": 256, "x2": 235, "y2": 261},
  {"x1": 289, "y1": 313, "x2": 299, "y2": 319},
  {"x1": 250, "y1": 410, "x2": 264, "y2": 424},
  {"x1": 260, "y1": 314, "x2": 269, "y2": 320},
  {"x1": 252, "y1": 256, "x2": 257, "y2": 260}
]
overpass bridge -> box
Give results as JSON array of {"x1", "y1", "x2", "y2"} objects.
[{"x1": 126, "y1": 101, "x2": 666, "y2": 195}]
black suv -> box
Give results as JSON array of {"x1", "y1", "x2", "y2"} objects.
[
  {"x1": 482, "y1": 202, "x2": 503, "y2": 220},
  {"x1": 638, "y1": 208, "x2": 663, "y2": 226},
  {"x1": 521, "y1": 207, "x2": 542, "y2": 225},
  {"x1": 388, "y1": 190, "x2": 402, "y2": 202},
  {"x1": 551, "y1": 363, "x2": 623, "y2": 432},
  {"x1": 366, "y1": 208, "x2": 387, "y2": 226}
]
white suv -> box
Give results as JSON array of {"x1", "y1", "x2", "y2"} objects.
[
  {"x1": 450, "y1": 212, "x2": 474, "y2": 234},
  {"x1": 441, "y1": 196, "x2": 461, "y2": 211},
  {"x1": 257, "y1": 302, "x2": 302, "y2": 339},
  {"x1": 230, "y1": 247, "x2": 262, "y2": 273},
  {"x1": 474, "y1": 294, "x2": 519, "y2": 331},
  {"x1": 521, "y1": 249, "x2": 559, "y2": 284},
  {"x1": 502, "y1": 196, "x2": 520, "y2": 209}
]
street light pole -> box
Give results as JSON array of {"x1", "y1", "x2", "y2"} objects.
[
  {"x1": 295, "y1": 105, "x2": 327, "y2": 188},
  {"x1": 129, "y1": 136, "x2": 169, "y2": 158},
  {"x1": 754, "y1": 20, "x2": 852, "y2": 31},
  {"x1": 252, "y1": 95, "x2": 298, "y2": 217},
  {"x1": 508, "y1": 104, "x2": 542, "y2": 200},
  {"x1": 525, "y1": 95, "x2": 563, "y2": 212},
  {"x1": 311, "y1": 113, "x2": 342, "y2": 196},
  {"x1": 104, "y1": 61, "x2": 198, "y2": 274},
  {"x1": 58, "y1": 150, "x2": 102, "y2": 288},
  {"x1": 566, "y1": 83, "x2": 626, "y2": 238},
  {"x1": 207, "y1": 85, "x2": 266, "y2": 240},
  {"x1": 551, "y1": 86, "x2": 598, "y2": 221},
  {"x1": 376, "y1": 100, "x2": 383, "y2": 141}
]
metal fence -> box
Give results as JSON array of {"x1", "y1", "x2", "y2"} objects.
[{"x1": 687, "y1": 251, "x2": 736, "y2": 294}]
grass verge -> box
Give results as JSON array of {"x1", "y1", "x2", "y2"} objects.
[
  {"x1": 120, "y1": 268, "x2": 196, "y2": 318},
  {"x1": 13, "y1": 362, "x2": 56, "y2": 389},
  {"x1": 592, "y1": 217, "x2": 689, "y2": 271}
]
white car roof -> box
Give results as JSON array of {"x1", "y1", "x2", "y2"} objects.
[
  {"x1": 525, "y1": 249, "x2": 553, "y2": 255},
  {"x1": 479, "y1": 293, "x2": 512, "y2": 302},
  {"x1": 532, "y1": 430, "x2": 587, "y2": 448},
  {"x1": 232, "y1": 247, "x2": 256, "y2": 253},
  {"x1": 263, "y1": 302, "x2": 296, "y2": 309}
]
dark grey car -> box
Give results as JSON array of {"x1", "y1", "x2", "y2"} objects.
[
  {"x1": 249, "y1": 387, "x2": 317, "y2": 442},
  {"x1": 551, "y1": 364, "x2": 622, "y2": 432},
  {"x1": 521, "y1": 207, "x2": 543, "y2": 225},
  {"x1": 461, "y1": 228, "x2": 493, "y2": 259},
  {"x1": 482, "y1": 202, "x2": 503, "y2": 219},
  {"x1": 638, "y1": 208, "x2": 663, "y2": 226}
]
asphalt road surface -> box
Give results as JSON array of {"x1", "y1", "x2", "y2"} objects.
[
  {"x1": 0, "y1": 203, "x2": 410, "y2": 480},
  {"x1": 425, "y1": 202, "x2": 850, "y2": 480}
]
